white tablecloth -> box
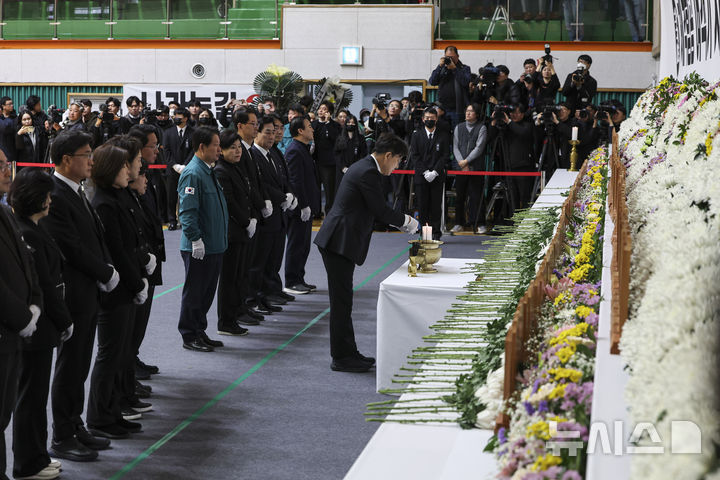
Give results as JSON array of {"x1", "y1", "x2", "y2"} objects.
[{"x1": 376, "y1": 257, "x2": 481, "y2": 392}]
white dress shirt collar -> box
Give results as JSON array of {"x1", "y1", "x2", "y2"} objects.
[{"x1": 54, "y1": 171, "x2": 81, "y2": 196}]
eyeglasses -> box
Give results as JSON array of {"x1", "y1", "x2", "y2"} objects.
[
  {"x1": 0, "y1": 162, "x2": 11, "y2": 172},
  {"x1": 144, "y1": 144, "x2": 159, "y2": 150},
  {"x1": 71, "y1": 152, "x2": 93, "y2": 160}
]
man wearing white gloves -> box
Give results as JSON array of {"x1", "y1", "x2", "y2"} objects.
[
  {"x1": 315, "y1": 134, "x2": 419, "y2": 373},
  {"x1": 0, "y1": 151, "x2": 43, "y2": 479},
  {"x1": 177, "y1": 127, "x2": 228, "y2": 352},
  {"x1": 284, "y1": 116, "x2": 321, "y2": 295},
  {"x1": 409, "y1": 107, "x2": 450, "y2": 241},
  {"x1": 40, "y1": 130, "x2": 120, "y2": 461}
]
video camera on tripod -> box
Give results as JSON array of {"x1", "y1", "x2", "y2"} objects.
[
  {"x1": 47, "y1": 105, "x2": 64, "y2": 126},
  {"x1": 372, "y1": 93, "x2": 391, "y2": 111},
  {"x1": 478, "y1": 63, "x2": 500, "y2": 89},
  {"x1": 98, "y1": 103, "x2": 115, "y2": 124},
  {"x1": 540, "y1": 103, "x2": 562, "y2": 130},
  {"x1": 141, "y1": 103, "x2": 163, "y2": 125}
]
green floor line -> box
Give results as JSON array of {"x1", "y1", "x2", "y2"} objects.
[
  {"x1": 152, "y1": 283, "x2": 184, "y2": 300},
  {"x1": 110, "y1": 244, "x2": 410, "y2": 479}
]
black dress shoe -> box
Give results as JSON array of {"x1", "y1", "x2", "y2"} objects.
[
  {"x1": 136, "y1": 380, "x2": 152, "y2": 393},
  {"x1": 257, "y1": 301, "x2": 282, "y2": 313},
  {"x1": 76, "y1": 425, "x2": 111, "y2": 450},
  {"x1": 134, "y1": 368, "x2": 151, "y2": 381},
  {"x1": 136, "y1": 357, "x2": 159, "y2": 375},
  {"x1": 217, "y1": 322, "x2": 250, "y2": 336},
  {"x1": 49, "y1": 437, "x2": 98, "y2": 462},
  {"x1": 135, "y1": 385, "x2": 151, "y2": 399},
  {"x1": 117, "y1": 418, "x2": 142, "y2": 433},
  {"x1": 301, "y1": 282, "x2": 317, "y2": 292},
  {"x1": 235, "y1": 314, "x2": 260, "y2": 326},
  {"x1": 246, "y1": 308, "x2": 265, "y2": 321},
  {"x1": 357, "y1": 352, "x2": 376, "y2": 365},
  {"x1": 276, "y1": 291, "x2": 295, "y2": 301},
  {"x1": 331, "y1": 356, "x2": 372, "y2": 373},
  {"x1": 200, "y1": 332, "x2": 224, "y2": 348},
  {"x1": 167, "y1": 221, "x2": 178, "y2": 231},
  {"x1": 88, "y1": 423, "x2": 130, "y2": 439},
  {"x1": 263, "y1": 294, "x2": 287, "y2": 305},
  {"x1": 183, "y1": 338, "x2": 213, "y2": 352},
  {"x1": 283, "y1": 284, "x2": 311, "y2": 295}
]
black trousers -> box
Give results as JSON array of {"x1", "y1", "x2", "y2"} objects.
[
  {"x1": 0, "y1": 351, "x2": 20, "y2": 480},
  {"x1": 318, "y1": 164, "x2": 337, "y2": 214},
  {"x1": 454, "y1": 175, "x2": 479, "y2": 227},
  {"x1": 149, "y1": 171, "x2": 168, "y2": 223},
  {"x1": 51, "y1": 307, "x2": 98, "y2": 442},
  {"x1": 264, "y1": 224, "x2": 286, "y2": 295},
  {"x1": 415, "y1": 179, "x2": 444, "y2": 234},
  {"x1": 178, "y1": 251, "x2": 222, "y2": 342},
  {"x1": 87, "y1": 303, "x2": 135, "y2": 428},
  {"x1": 165, "y1": 170, "x2": 180, "y2": 223},
  {"x1": 319, "y1": 247, "x2": 357, "y2": 360},
  {"x1": 217, "y1": 241, "x2": 249, "y2": 327},
  {"x1": 249, "y1": 226, "x2": 284, "y2": 300},
  {"x1": 132, "y1": 285, "x2": 155, "y2": 359},
  {"x1": 285, "y1": 214, "x2": 312, "y2": 287},
  {"x1": 13, "y1": 348, "x2": 53, "y2": 478}
]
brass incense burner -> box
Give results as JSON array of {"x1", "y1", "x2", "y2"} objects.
[{"x1": 408, "y1": 240, "x2": 444, "y2": 276}]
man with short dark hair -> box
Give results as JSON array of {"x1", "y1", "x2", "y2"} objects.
[
  {"x1": 562, "y1": 54, "x2": 597, "y2": 112},
  {"x1": 0, "y1": 96, "x2": 16, "y2": 162},
  {"x1": 278, "y1": 103, "x2": 304, "y2": 154},
  {"x1": 40, "y1": 130, "x2": 120, "y2": 462},
  {"x1": 284, "y1": 116, "x2": 320, "y2": 296},
  {"x1": 120, "y1": 96, "x2": 142, "y2": 134},
  {"x1": 163, "y1": 108, "x2": 194, "y2": 230},
  {"x1": 315, "y1": 133, "x2": 419, "y2": 372},
  {"x1": 177, "y1": 127, "x2": 228, "y2": 352},
  {"x1": 186, "y1": 99, "x2": 202, "y2": 127},
  {"x1": 429, "y1": 46, "x2": 471, "y2": 129}
]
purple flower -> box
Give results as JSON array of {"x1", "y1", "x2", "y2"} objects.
[
  {"x1": 524, "y1": 401, "x2": 536, "y2": 415},
  {"x1": 585, "y1": 312, "x2": 599, "y2": 326},
  {"x1": 562, "y1": 470, "x2": 583, "y2": 480},
  {"x1": 538, "y1": 400, "x2": 549, "y2": 413},
  {"x1": 532, "y1": 378, "x2": 542, "y2": 394},
  {"x1": 498, "y1": 427, "x2": 507, "y2": 444}
]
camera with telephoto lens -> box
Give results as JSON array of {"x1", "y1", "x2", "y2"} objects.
[
  {"x1": 494, "y1": 104, "x2": 514, "y2": 116},
  {"x1": 410, "y1": 102, "x2": 427, "y2": 128},
  {"x1": 442, "y1": 56, "x2": 452, "y2": 66},
  {"x1": 478, "y1": 63, "x2": 500, "y2": 88},
  {"x1": 572, "y1": 63, "x2": 587, "y2": 83},
  {"x1": 578, "y1": 104, "x2": 596, "y2": 121},
  {"x1": 99, "y1": 103, "x2": 114, "y2": 123},
  {"x1": 597, "y1": 101, "x2": 617, "y2": 121},
  {"x1": 372, "y1": 93, "x2": 391, "y2": 110},
  {"x1": 47, "y1": 105, "x2": 64, "y2": 125},
  {"x1": 142, "y1": 103, "x2": 162, "y2": 125}
]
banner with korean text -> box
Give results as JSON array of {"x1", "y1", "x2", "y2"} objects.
[
  {"x1": 659, "y1": 0, "x2": 720, "y2": 80},
  {"x1": 123, "y1": 84, "x2": 256, "y2": 118}
]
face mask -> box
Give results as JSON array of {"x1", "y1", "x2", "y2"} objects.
[
  {"x1": 198, "y1": 117, "x2": 212, "y2": 125},
  {"x1": 169, "y1": 109, "x2": 175, "y2": 117},
  {"x1": 424, "y1": 119, "x2": 436, "y2": 129},
  {"x1": 173, "y1": 117, "x2": 183, "y2": 126},
  {"x1": 361, "y1": 115, "x2": 369, "y2": 123}
]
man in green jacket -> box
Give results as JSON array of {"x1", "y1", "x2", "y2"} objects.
[{"x1": 177, "y1": 127, "x2": 228, "y2": 352}]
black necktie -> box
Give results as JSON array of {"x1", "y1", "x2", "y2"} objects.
[{"x1": 78, "y1": 186, "x2": 102, "y2": 233}]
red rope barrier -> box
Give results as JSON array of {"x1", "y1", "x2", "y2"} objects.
[
  {"x1": 15, "y1": 162, "x2": 168, "y2": 169},
  {"x1": 393, "y1": 169, "x2": 541, "y2": 177}
]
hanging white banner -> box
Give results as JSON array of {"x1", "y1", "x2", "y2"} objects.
[
  {"x1": 123, "y1": 84, "x2": 257, "y2": 118},
  {"x1": 659, "y1": 0, "x2": 720, "y2": 81}
]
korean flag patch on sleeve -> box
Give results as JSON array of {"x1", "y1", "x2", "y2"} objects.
[{"x1": 184, "y1": 186, "x2": 195, "y2": 195}]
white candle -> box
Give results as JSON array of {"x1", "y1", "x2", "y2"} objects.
[
  {"x1": 571, "y1": 126, "x2": 578, "y2": 141},
  {"x1": 422, "y1": 225, "x2": 432, "y2": 241}
]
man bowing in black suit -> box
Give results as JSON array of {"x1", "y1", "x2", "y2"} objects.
[{"x1": 314, "y1": 133, "x2": 419, "y2": 373}]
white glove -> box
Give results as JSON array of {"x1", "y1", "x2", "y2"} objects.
[
  {"x1": 173, "y1": 164, "x2": 185, "y2": 174},
  {"x1": 261, "y1": 199, "x2": 273, "y2": 218},
  {"x1": 402, "y1": 216, "x2": 420, "y2": 235},
  {"x1": 342, "y1": 167, "x2": 348, "y2": 173},
  {"x1": 280, "y1": 193, "x2": 295, "y2": 211},
  {"x1": 97, "y1": 266, "x2": 120, "y2": 292},
  {"x1": 246, "y1": 218, "x2": 257, "y2": 238},
  {"x1": 133, "y1": 278, "x2": 149, "y2": 305},
  {"x1": 289, "y1": 196, "x2": 298, "y2": 211},
  {"x1": 191, "y1": 239, "x2": 205, "y2": 260},
  {"x1": 19, "y1": 305, "x2": 41, "y2": 338},
  {"x1": 300, "y1": 206, "x2": 311, "y2": 222},
  {"x1": 145, "y1": 253, "x2": 157, "y2": 275},
  {"x1": 61, "y1": 324, "x2": 74, "y2": 342},
  {"x1": 424, "y1": 170, "x2": 439, "y2": 183}
]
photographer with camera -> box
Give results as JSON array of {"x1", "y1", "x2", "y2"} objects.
[
  {"x1": 311, "y1": 101, "x2": 341, "y2": 215},
  {"x1": 534, "y1": 101, "x2": 580, "y2": 170},
  {"x1": 369, "y1": 97, "x2": 409, "y2": 142},
  {"x1": 561, "y1": 54, "x2": 597, "y2": 112},
  {"x1": 408, "y1": 107, "x2": 450, "y2": 241},
  {"x1": 90, "y1": 97, "x2": 122, "y2": 146},
  {"x1": 0, "y1": 96, "x2": 17, "y2": 162},
  {"x1": 586, "y1": 100, "x2": 627, "y2": 150},
  {"x1": 429, "y1": 46, "x2": 472, "y2": 130},
  {"x1": 487, "y1": 104, "x2": 535, "y2": 211}
]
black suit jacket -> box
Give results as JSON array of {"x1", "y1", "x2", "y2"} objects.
[
  {"x1": 251, "y1": 146, "x2": 288, "y2": 232},
  {"x1": 285, "y1": 139, "x2": 321, "y2": 215},
  {"x1": 239, "y1": 142, "x2": 267, "y2": 219},
  {"x1": 314, "y1": 156, "x2": 405, "y2": 266},
  {"x1": 39, "y1": 176, "x2": 113, "y2": 314},
  {"x1": 409, "y1": 128, "x2": 451, "y2": 184},
  {"x1": 15, "y1": 130, "x2": 43, "y2": 164},
  {"x1": 16, "y1": 216, "x2": 72, "y2": 350},
  {"x1": 489, "y1": 118, "x2": 536, "y2": 169},
  {"x1": 0, "y1": 205, "x2": 42, "y2": 352},
  {"x1": 163, "y1": 125, "x2": 195, "y2": 170},
  {"x1": 214, "y1": 157, "x2": 253, "y2": 243},
  {"x1": 311, "y1": 119, "x2": 341, "y2": 167},
  {"x1": 131, "y1": 189, "x2": 165, "y2": 285},
  {"x1": 91, "y1": 187, "x2": 148, "y2": 308}
]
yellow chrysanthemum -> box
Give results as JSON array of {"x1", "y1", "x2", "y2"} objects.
[
  {"x1": 527, "y1": 421, "x2": 551, "y2": 440},
  {"x1": 575, "y1": 305, "x2": 594, "y2": 318},
  {"x1": 531, "y1": 454, "x2": 563, "y2": 471},
  {"x1": 548, "y1": 367, "x2": 583, "y2": 383}
]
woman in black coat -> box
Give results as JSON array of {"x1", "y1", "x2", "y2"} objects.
[
  {"x1": 334, "y1": 114, "x2": 367, "y2": 183},
  {"x1": 9, "y1": 168, "x2": 73, "y2": 480},
  {"x1": 86, "y1": 143, "x2": 150, "y2": 439},
  {"x1": 15, "y1": 111, "x2": 45, "y2": 166}
]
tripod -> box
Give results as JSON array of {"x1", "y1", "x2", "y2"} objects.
[
  {"x1": 485, "y1": 1, "x2": 515, "y2": 40},
  {"x1": 531, "y1": 126, "x2": 560, "y2": 203},
  {"x1": 475, "y1": 126, "x2": 515, "y2": 231}
]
